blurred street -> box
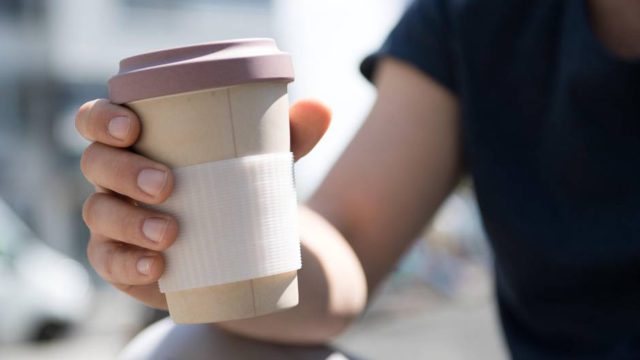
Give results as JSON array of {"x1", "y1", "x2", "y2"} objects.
[{"x1": 1, "y1": 288, "x2": 146, "y2": 360}]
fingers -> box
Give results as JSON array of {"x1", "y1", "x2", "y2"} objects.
[
  {"x1": 290, "y1": 100, "x2": 332, "y2": 160},
  {"x1": 83, "y1": 192, "x2": 173, "y2": 310},
  {"x1": 87, "y1": 235, "x2": 165, "y2": 286},
  {"x1": 88, "y1": 234, "x2": 168, "y2": 309},
  {"x1": 81, "y1": 142, "x2": 174, "y2": 204},
  {"x1": 77, "y1": 99, "x2": 169, "y2": 308},
  {"x1": 76, "y1": 99, "x2": 141, "y2": 147},
  {"x1": 83, "y1": 193, "x2": 178, "y2": 251}
]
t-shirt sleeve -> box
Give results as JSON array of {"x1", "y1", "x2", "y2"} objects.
[{"x1": 360, "y1": 0, "x2": 458, "y2": 93}]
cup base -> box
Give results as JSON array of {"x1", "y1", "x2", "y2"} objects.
[{"x1": 165, "y1": 271, "x2": 299, "y2": 324}]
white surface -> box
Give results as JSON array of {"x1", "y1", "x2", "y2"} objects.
[
  {"x1": 1, "y1": 288, "x2": 146, "y2": 360},
  {"x1": 156, "y1": 153, "x2": 300, "y2": 292}
]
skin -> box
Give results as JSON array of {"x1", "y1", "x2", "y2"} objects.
[
  {"x1": 78, "y1": 98, "x2": 333, "y2": 311},
  {"x1": 588, "y1": 0, "x2": 640, "y2": 59},
  {"x1": 76, "y1": 0, "x2": 639, "y2": 345},
  {"x1": 77, "y1": 58, "x2": 460, "y2": 344}
]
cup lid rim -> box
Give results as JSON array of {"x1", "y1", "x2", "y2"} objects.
[{"x1": 108, "y1": 38, "x2": 294, "y2": 104}]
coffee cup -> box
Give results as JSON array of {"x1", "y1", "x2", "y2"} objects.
[{"x1": 108, "y1": 39, "x2": 300, "y2": 324}]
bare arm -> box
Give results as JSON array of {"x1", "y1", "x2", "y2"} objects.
[
  {"x1": 219, "y1": 58, "x2": 462, "y2": 342},
  {"x1": 76, "y1": 57, "x2": 460, "y2": 346}
]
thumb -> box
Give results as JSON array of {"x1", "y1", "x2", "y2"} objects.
[{"x1": 289, "y1": 100, "x2": 331, "y2": 161}]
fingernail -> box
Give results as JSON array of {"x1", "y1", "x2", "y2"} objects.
[
  {"x1": 143, "y1": 218, "x2": 168, "y2": 243},
  {"x1": 108, "y1": 116, "x2": 130, "y2": 140},
  {"x1": 137, "y1": 257, "x2": 154, "y2": 275},
  {"x1": 137, "y1": 169, "x2": 167, "y2": 197}
]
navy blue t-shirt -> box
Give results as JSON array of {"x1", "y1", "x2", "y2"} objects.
[{"x1": 362, "y1": 0, "x2": 640, "y2": 358}]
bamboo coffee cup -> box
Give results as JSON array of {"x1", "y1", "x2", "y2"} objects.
[{"x1": 108, "y1": 39, "x2": 299, "y2": 324}]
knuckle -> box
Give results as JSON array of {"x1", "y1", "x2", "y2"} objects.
[
  {"x1": 82, "y1": 193, "x2": 100, "y2": 228},
  {"x1": 86, "y1": 237, "x2": 96, "y2": 263},
  {"x1": 86, "y1": 238, "x2": 101, "y2": 274},
  {"x1": 89, "y1": 99, "x2": 110, "y2": 122},
  {"x1": 103, "y1": 244, "x2": 118, "y2": 281},
  {"x1": 76, "y1": 101, "x2": 91, "y2": 120},
  {"x1": 77, "y1": 99, "x2": 115, "y2": 140},
  {"x1": 80, "y1": 142, "x2": 100, "y2": 178},
  {"x1": 75, "y1": 100, "x2": 96, "y2": 134}
]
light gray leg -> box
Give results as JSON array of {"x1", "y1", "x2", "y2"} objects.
[{"x1": 118, "y1": 318, "x2": 358, "y2": 360}]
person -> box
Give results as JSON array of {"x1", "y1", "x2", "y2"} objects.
[{"x1": 75, "y1": 0, "x2": 640, "y2": 358}]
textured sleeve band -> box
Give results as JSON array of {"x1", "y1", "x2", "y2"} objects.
[{"x1": 154, "y1": 152, "x2": 300, "y2": 293}]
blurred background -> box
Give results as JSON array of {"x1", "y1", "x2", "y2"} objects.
[{"x1": 0, "y1": 0, "x2": 506, "y2": 359}]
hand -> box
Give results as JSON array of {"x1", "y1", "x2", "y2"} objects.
[{"x1": 76, "y1": 99, "x2": 331, "y2": 309}]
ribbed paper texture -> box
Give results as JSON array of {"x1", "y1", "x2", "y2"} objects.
[{"x1": 155, "y1": 152, "x2": 300, "y2": 293}]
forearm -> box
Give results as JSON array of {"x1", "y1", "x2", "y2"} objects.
[
  {"x1": 216, "y1": 58, "x2": 461, "y2": 345},
  {"x1": 216, "y1": 205, "x2": 368, "y2": 345}
]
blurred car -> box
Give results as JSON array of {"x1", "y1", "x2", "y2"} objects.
[{"x1": 0, "y1": 198, "x2": 93, "y2": 342}]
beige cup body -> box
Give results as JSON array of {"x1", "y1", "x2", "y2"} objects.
[{"x1": 128, "y1": 82, "x2": 299, "y2": 323}]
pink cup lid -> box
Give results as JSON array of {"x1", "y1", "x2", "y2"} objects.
[{"x1": 108, "y1": 38, "x2": 294, "y2": 104}]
